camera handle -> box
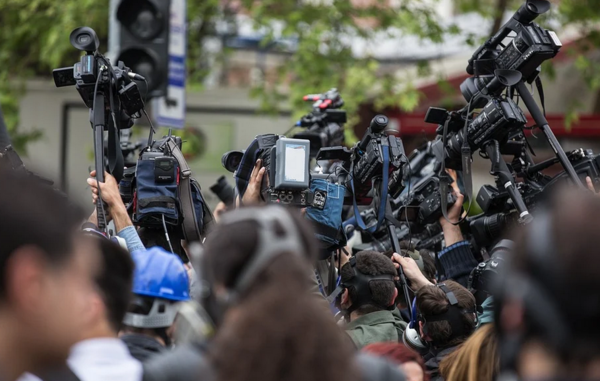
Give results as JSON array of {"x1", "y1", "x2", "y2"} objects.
[
  {"x1": 385, "y1": 197, "x2": 413, "y2": 309},
  {"x1": 484, "y1": 140, "x2": 533, "y2": 224},
  {"x1": 515, "y1": 81, "x2": 583, "y2": 188},
  {"x1": 92, "y1": 93, "x2": 109, "y2": 232}
]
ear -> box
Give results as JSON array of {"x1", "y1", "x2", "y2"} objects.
[
  {"x1": 84, "y1": 292, "x2": 105, "y2": 326},
  {"x1": 341, "y1": 289, "x2": 350, "y2": 307},
  {"x1": 419, "y1": 320, "x2": 431, "y2": 341},
  {"x1": 390, "y1": 287, "x2": 398, "y2": 306},
  {"x1": 5, "y1": 247, "x2": 47, "y2": 315}
]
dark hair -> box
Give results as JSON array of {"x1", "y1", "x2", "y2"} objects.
[
  {"x1": 363, "y1": 342, "x2": 429, "y2": 381},
  {"x1": 340, "y1": 251, "x2": 397, "y2": 315},
  {"x1": 420, "y1": 249, "x2": 437, "y2": 283},
  {"x1": 94, "y1": 238, "x2": 134, "y2": 332},
  {"x1": 506, "y1": 188, "x2": 600, "y2": 360},
  {"x1": 0, "y1": 169, "x2": 84, "y2": 300},
  {"x1": 206, "y1": 207, "x2": 358, "y2": 381},
  {"x1": 417, "y1": 280, "x2": 476, "y2": 348}
]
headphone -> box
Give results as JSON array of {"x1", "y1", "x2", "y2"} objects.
[
  {"x1": 198, "y1": 205, "x2": 308, "y2": 325},
  {"x1": 403, "y1": 283, "x2": 476, "y2": 353}
]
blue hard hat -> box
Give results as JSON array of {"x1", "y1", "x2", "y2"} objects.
[{"x1": 131, "y1": 247, "x2": 190, "y2": 302}]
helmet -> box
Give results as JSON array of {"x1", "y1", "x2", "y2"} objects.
[{"x1": 123, "y1": 247, "x2": 190, "y2": 328}]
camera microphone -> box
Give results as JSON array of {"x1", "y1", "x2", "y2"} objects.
[{"x1": 128, "y1": 72, "x2": 146, "y2": 81}]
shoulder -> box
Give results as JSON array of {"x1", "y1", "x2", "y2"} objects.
[
  {"x1": 354, "y1": 353, "x2": 406, "y2": 381},
  {"x1": 142, "y1": 344, "x2": 214, "y2": 381}
]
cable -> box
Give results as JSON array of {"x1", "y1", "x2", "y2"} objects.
[
  {"x1": 143, "y1": 108, "x2": 157, "y2": 148},
  {"x1": 162, "y1": 214, "x2": 175, "y2": 254},
  {"x1": 91, "y1": 67, "x2": 108, "y2": 232}
]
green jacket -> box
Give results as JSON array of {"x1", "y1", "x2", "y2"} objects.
[{"x1": 346, "y1": 310, "x2": 407, "y2": 349}]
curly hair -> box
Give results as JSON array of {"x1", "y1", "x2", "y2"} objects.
[{"x1": 340, "y1": 250, "x2": 397, "y2": 315}]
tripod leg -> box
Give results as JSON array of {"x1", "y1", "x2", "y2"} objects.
[{"x1": 515, "y1": 81, "x2": 583, "y2": 187}]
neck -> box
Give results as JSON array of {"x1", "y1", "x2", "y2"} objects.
[
  {"x1": 79, "y1": 319, "x2": 117, "y2": 341},
  {"x1": 0, "y1": 312, "x2": 35, "y2": 381},
  {"x1": 349, "y1": 310, "x2": 363, "y2": 322}
]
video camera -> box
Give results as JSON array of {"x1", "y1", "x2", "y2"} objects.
[
  {"x1": 317, "y1": 115, "x2": 407, "y2": 206},
  {"x1": 461, "y1": 0, "x2": 562, "y2": 108},
  {"x1": 427, "y1": 96, "x2": 528, "y2": 170},
  {"x1": 53, "y1": 26, "x2": 145, "y2": 231},
  {"x1": 293, "y1": 88, "x2": 347, "y2": 157}
]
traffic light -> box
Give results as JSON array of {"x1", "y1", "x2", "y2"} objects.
[{"x1": 115, "y1": 0, "x2": 170, "y2": 99}]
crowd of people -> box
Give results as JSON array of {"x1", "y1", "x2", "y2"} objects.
[{"x1": 1, "y1": 152, "x2": 600, "y2": 381}]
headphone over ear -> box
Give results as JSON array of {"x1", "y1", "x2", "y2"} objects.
[
  {"x1": 200, "y1": 205, "x2": 307, "y2": 325},
  {"x1": 419, "y1": 283, "x2": 476, "y2": 339}
]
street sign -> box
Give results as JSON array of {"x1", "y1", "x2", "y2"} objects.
[{"x1": 156, "y1": 0, "x2": 186, "y2": 129}]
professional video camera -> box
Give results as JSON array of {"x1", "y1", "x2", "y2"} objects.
[
  {"x1": 468, "y1": 148, "x2": 600, "y2": 250},
  {"x1": 317, "y1": 115, "x2": 407, "y2": 206},
  {"x1": 461, "y1": 0, "x2": 562, "y2": 108},
  {"x1": 53, "y1": 26, "x2": 145, "y2": 231},
  {"x1": 293, "y1": 88, "x2": 347, "y2": 157},
  {"x1": 223, "y1": 134, "x2": 320, "y2": 208}
]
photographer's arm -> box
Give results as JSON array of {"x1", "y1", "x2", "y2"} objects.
[
  {"x1": 88, "y1": 171, "x2": 145, "y2": 253},
  {"x1": 391, "y1": 253, "x2": 433, "y2": 290},
  {"x1": 437, "y1": 184, "x2": 478, "y2": 287}
]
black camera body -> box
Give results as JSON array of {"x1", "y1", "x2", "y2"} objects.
[
  {"x1": 293, "y1": 89, "x2": 347, "y2": 157},
  {"x1": 429, "y1": 97, "x2": 527, "y2": 170},
  {"x1": 400, "y1": 176, "x2": 457, "y2": 227},
  {"x1": 53, "y1": 28, "x2": 143, "y2": 122},
  {"x1": 317, "y1": 115, "x2": 407, "y2": 205},
  {"x1": 462, "y1": 1, "x2": 561, "y2": 106}
]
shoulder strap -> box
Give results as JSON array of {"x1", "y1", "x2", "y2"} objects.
[{"x1": 166, "y1": 139, "x2": 201, "y2": 244}]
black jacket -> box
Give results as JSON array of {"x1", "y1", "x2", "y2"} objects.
[
  {"x1": 121, "y1": 334, "x2": 165, "y2": 362},
  {"x1": 424, "y1": 346, "x2": 459, "y2": 381}
]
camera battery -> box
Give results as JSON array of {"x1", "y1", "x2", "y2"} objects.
[{"x1": 154, "y1": 156, "x2": 177, "y2": 183}]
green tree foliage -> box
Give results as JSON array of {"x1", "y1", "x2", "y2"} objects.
[
  {"x1": 0, "y1": 0, "x2": 219, "y2": 153},
  {"x1": 241, "y1": 0, "x2": 451, "y2": 141}
]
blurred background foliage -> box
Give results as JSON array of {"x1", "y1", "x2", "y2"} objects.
[{"x1": 0, "y1": 0, "x2": 599, "y2": 153}]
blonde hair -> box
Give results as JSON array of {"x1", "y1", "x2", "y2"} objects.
[{"x1": 439, "y1": 324, "x2": 498, "y2": 381}]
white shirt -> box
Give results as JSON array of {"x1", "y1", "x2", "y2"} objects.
[
  {"x1": 18, "y1": 338, "x2": 143, "y2": 381},
  {"x1": 68, "y1": 338, "x2": 143, "y2": 381}
]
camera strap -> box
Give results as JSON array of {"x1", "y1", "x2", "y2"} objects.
[
  {"x1": 166, "y1": 138, "x2": 201, "y2": 244},
  {"x1": 350, "y1": 144, "x2": 390, "y2": 233}
]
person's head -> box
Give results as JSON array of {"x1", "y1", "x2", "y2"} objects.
[
  {"x1": 122, "y1": 247, "x2": 190, "y2": 346},
  {"x1": 204, "y1": 205, "x2": 359, "y2": 381},
  {"x1": 416, "y1": 280, "x2": 476, "y2": 349},
  {"x1": 339, "y1": 251, "x2": 398, "y2": 318},
  {"x1": 0, "y1": 169, "x2": 99, "y2": 377},
  {"x1": 419, "y1": 249, "x2": 437, "y2": 283},
  {"x1": 362, "y1": 342, "x2": 429, "y2": 381},
  {"x1": 496, "y1": 188, "x2": 600, "y2": 380},
  {"x1": 83, "y1": 237, "x2": 135, "y2": 337},
  {"x1": 439, "y1": 324, "x2": 498, "y2": 381}
]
